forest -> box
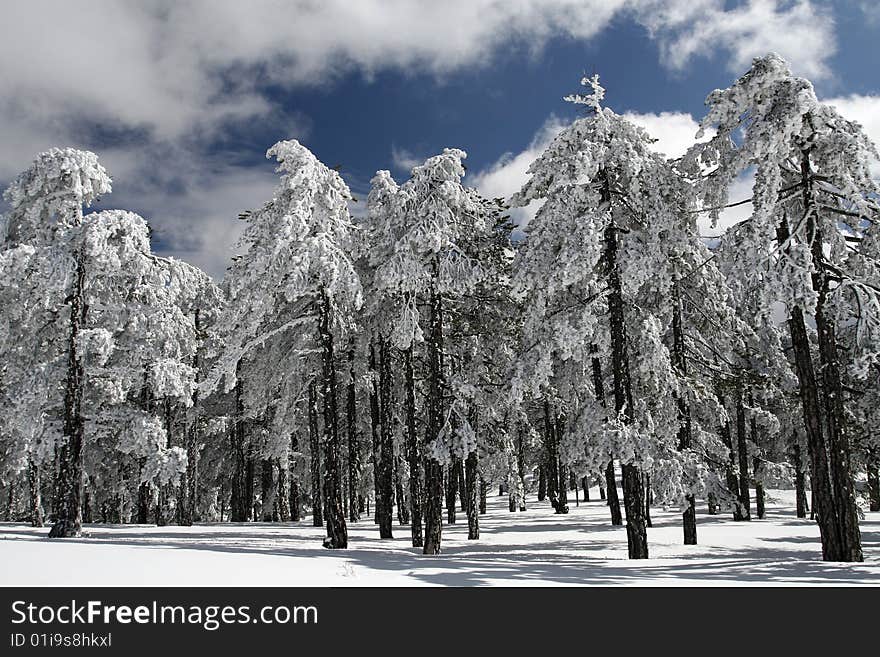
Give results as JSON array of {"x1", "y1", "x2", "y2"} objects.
[{"x1": 1, "y1": 53, "x2": 878, "y2": 565}]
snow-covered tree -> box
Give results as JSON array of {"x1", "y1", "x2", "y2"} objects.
[
  {"x1": 206, "y1": 139, "x2": 361, "y2": 549},
  {"x1": 687, "y1": 53, "x2": 880, "y2": 562}
]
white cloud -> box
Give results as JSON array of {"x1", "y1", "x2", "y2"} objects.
[
  {"x1": 390, "y1": 146, "x2": 424, "y2": 174},
  {"x1": 631, "y1": 0, "x2": 836, "y2": 79},
  {"x1": 823, "y1": 94, "x2": 880, "y2": 177},
  {"x1": 0, "y1": 1, "x2": 843, "y2": 275},
  {"x1": 470, "y1": 116, "x2": 567, "y2": 230},
  {"x1": 621, "y1": 111, "x2": 711, "y2": 159}
]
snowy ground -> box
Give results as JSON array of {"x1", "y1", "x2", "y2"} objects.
[{"x1": 1, "y1": 488, "x2": 878, "y2": 586}]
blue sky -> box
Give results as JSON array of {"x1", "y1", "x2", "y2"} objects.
[{"x1": 1, "y1": 1, "x2": 878, "y2": 276}]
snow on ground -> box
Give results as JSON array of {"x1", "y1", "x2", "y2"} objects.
[{"x1": 1, "y1": 488, "x2": 878, "y2": 586}]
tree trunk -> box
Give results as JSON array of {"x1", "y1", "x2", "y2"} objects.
[
  {"x1": 779, "y1": 187, "x2": 861, "y2": 560},
  {"x1": 136, "y1": 480, "x2": 150, "y2": 524},
  {"x1": 465, "y1": 450, "x2": 479, "y2": 540},
  {"x1": 604, "y1": 188, "x2": 647, "y2": 559},
  {"x1": 403, "y1": 346, "x2": 423, "y2": 546},
  {"x1": 423, "y1": 277, "x2": 446, "y2": 555},
  {"x1": 516, "y1": 431, "x2": 527, "y2": 511},
  {"x1": 734, "y1": 388, "x2": 751, "y2": 521},
  {"x1": 5, "y1": 482, "x2": 15, "y2": 521},
  {"x1": 718, "y1": 391, "x2": 745, "y2": 522},
  {"x1": 260, "y1": 458, "x2": 275, "y2": 521},
  {"x1": 753, "y1": 458, "x2": 766, "y2": 520},
  {"x1": 345, "y1": 348, "x2": 360, "y2": 523},
  {"x1": 644, "y1": 474, "x2": 652, "y2": 529},
  {"x1": 395, "y1": 455, "x2": 410, "y2": 525},
  {"x1": 289, "y1": 432, "x2": 301, "y2": 521},
  {"x1": 605, "y1": 461, "x2": 622, "y2": 525},
  {"x1": 276, "y1": 457, "x2": 291, "y2": 521},
  {"x1": 369, "y1": 343, "x2": 381, "y2": 525},
  {"x1": 868, "y1": 458, "x2": 880, "y2": 513},
  {"x1": 446, "y1": 457, "x2": 461, "y2": 524},
  {"x1": 49, "y1": 251, "x2": 86, "y2": 538},
  {"x1": 543, "y1": 400, "x2": 562, "y2": 513},
  {"x1": 479, "y1": 477, "x2": 487, "y2": 515},
  {"x1": 28, "y1": 459, "x2": 43, "y2": 527},
  {"x1": 672, "y1": 279, "x2": 697, "y2": 544},
  {"x1": 308, "y1": 382, "x2": 323, "y2": 527},
  {"x1": 794, "y1": 440, "x2": 809, "y2": 519},
  {"x1": 230, "y1": 371, "x2": 249, "y2": 523},
  {"x1": 591, "y1": 345, "x2": 622, "y2": 526},
  {"x1": 376, "y1": 340, "x2": 394, "y2": 538},
  {"x1": 180, "y1": 307, "x2": 201, "y2": 527},
  {"x1": 318, "y1": 292, "x2": 347, "y2": 549},
  {"x1": 582, "y1": 476, "x2": 590, "y2": 503},
  {"x1": 748, "y1": 392, "x2": 765, "y2": 520},
  {"x1": 555, "y1": 416, "x2": 569, "y2": 514},
  {"x1": 537, "y1": 464, "x2": 546, "y2": 501}
]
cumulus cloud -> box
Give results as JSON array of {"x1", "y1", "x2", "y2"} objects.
[
  {"x1": 390, "y1": 146, "x2": 425, "y2": 175},
  {"x1": 621, "y1": 111, "x2": 712, "y2": 159},
  {"x1": 823, "y1": 94, "x2": 880, "y2": 177},
  {"x1": 470, "y1": 116, "x2": 568, "y2": 231},
  {"x1": 0, "y1": 1, "x2": 842, "y2": 275},
  {"x1": 630, "y1": 0, "x2": 836, "y2": 79}
]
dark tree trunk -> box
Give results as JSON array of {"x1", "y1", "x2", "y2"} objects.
[
  {"x1": 465, "y1": 450, "x2": 479, "y2": 540},
  {"x1": 180, "y1": 308, "x2": 201, "y2": 527},
  {"x1": 230, "y1": 371, "x2": 249, "y2": 523},
  {"x1": 423, "y1": 277, "x2": 446, "y2": 555},
  {"x1": 318, "y1": 292, "x2": 347, "y2": 549},
  {"x1": 404, "y1": 346, "x2": 423, "y2": 546},
  {"x1": 395, "y1": 455, "x2": 410, "y2": 525},
  {"x1": 289, "y1": 432, "x2": 301, "y2": 521},
  {"x1": 245, "y1": 457, "x2": 256, "y2": 522},
  {"x1": 734, "y1": 388, "x2": 752, "y2": 521},
  {"x1": 543, "y1": 400, "x2": 562, "y2": 513},
  {"x1": 644, "y1": 474, "x2": 652, "y2": 529},
  {"x1": 49, "y1": 251, "x2": 86, "y2": 538},
  {"x1": 260, "y1": 458, "x2": 275, "y2": 521},
  {"x1": 376, "y1": 340, "x2": 394, "y2": 538},
  {"x1": 707, "y1": 493, "x2": 718, "y2": 515},
  {"x1": 779, "y1": 193, "x2": 861, "y2": 560},
  {"x1": 599, "y1": 484, "x2": 606, "y2": 501},
  {"x1": 346, "y1": 349, "x2": 360, "y2": 523},
  {"x1": 28, "y1": 459, "x2": 44, "y2": 527},
  {"x1": 622, "y1": 464, "x2": 648, "y2": 559},
  {"x1": 276, "y1": 457, "x2": 291, "y2": 521},
  {"x1": 794, "y1": 444, "x2": 809, "y2": 519},
  {"x1": 753, "y1": 458, "x2": 766, "y2": 520},
  {"x1": 748, "y1": 392, "x2": 765, "y2": 520},
  {"x1": 136, "y1": 480, "x2": 150, "y2": 524},
  {"x1": 308, "y1": 382, "x2": 323, "y2": 527},
  {"x1": 82, "y1": 488, "x2": 92, "y2": 524},
  {"x1": 718, "y1": 392, "x2": 745, "y2": 522},
  {"x1": 604, "y1": 188, "x2": 647, "y2": 559},
  {"x1": 868, "y1": 458, "x2": 880, "y2": 513},
  {"x1": 446, "y1": 457, "x2": 461, "y2": 523},
  {"x1": 591, "y1": 345, "x2": 622, "y2": 526},
  {"x1": 605, "y1": 461, "x2": 622, "y2": 525},
  {"x1": 555, "y1": 416, "x2": 569, "y2": 514},
  {"x1": 582, "y1": 476, "x2": 590, "y2": 503},
  {"x1": 537, "y1": 464, "x2": 547, "y2": 501},
  {"x1": 479, "y1": 477, "x2": 487, "y2": 515},
  {"x1": 672, "y1": 279, "x2": 697, "y2": 544},
  {"x1": 4, "y1": 483, "x2": 14, "y2": 521},
  {"x1": 369, "y1": 344, "x2": 381, "y2": 525},
  {"x1": 516, "y1": 431, "x2": 527, "y2": 511}
]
